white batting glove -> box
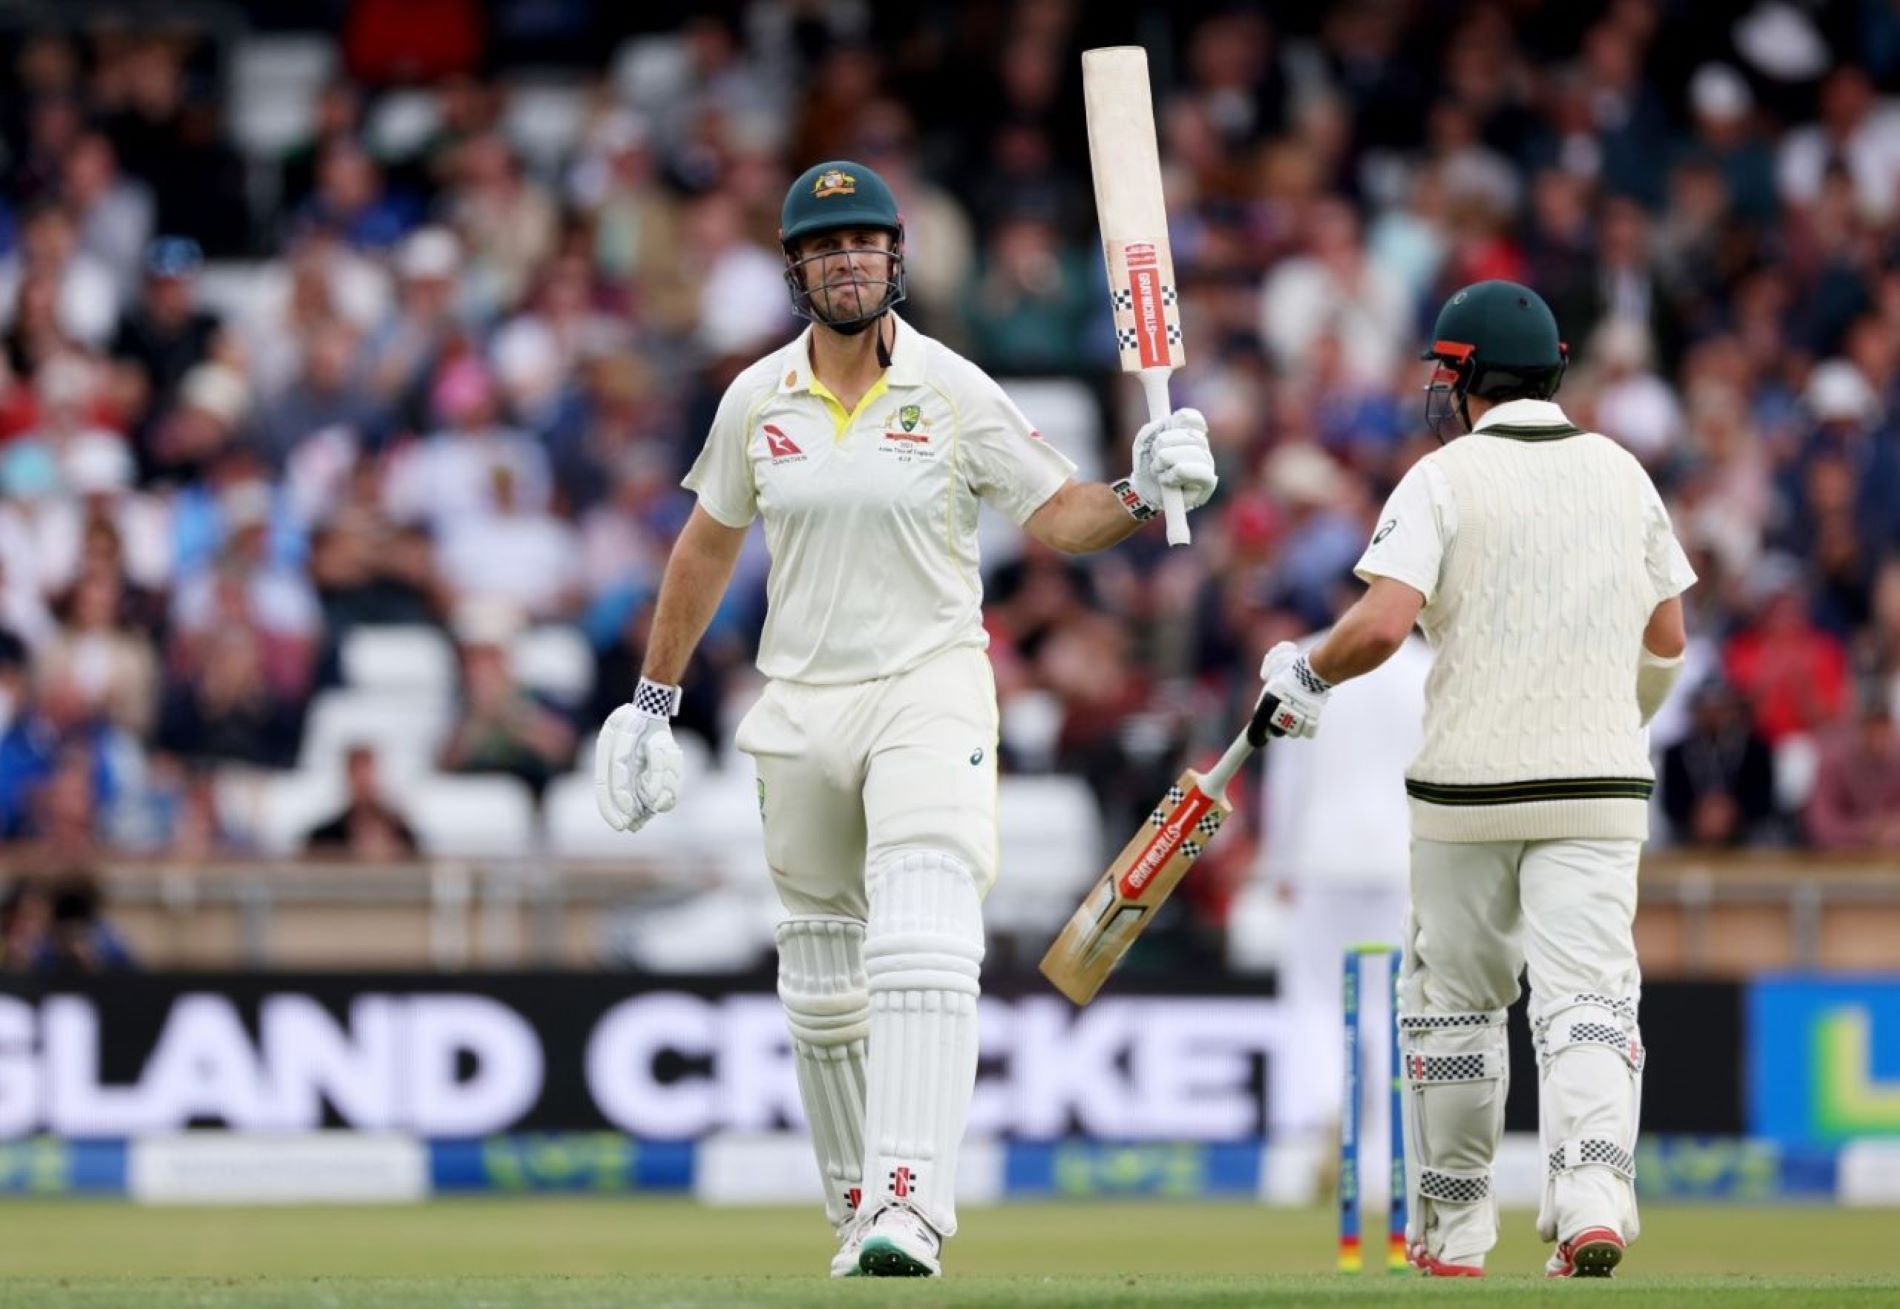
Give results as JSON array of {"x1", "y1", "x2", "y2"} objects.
[
  {"x1": 595, "y1": 677, "x2": 686, "y2": 833},
  {"x1": 1129, "y1": 408, "x2": 1218, "y2": 513},
  {"x1": 1257, "y1": 641, "x2": 1332, "y2": 740}
]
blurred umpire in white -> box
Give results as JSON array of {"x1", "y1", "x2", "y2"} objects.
[
  {"x1": 594, "y1": 162, "x2": 1218, "y2": 1277},
  {"x1": 1256, "y1": 282, "x2": 1695, "y2": 1279}
]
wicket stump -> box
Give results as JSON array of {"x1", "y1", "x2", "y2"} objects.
[{"x1": 1339, "y1": 943, "x2": 1406, "y2": 1274}]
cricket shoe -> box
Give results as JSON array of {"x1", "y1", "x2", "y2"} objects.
[
  {"x1": 828, "y1": 1218, "x2": 864, "y2": 1278},
  {"x1": 1546, "y1": 1226, "x2": 1625, "y2": 1279},
  {"x1": 1407, "y1": 1242, "x2": 1485, "y2": 1277},
  {"x1": 856, "y1": 1203, "x2": 943, "y2": 1277}
]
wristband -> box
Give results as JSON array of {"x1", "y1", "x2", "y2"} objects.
[
  {"x1": 633, "y1": 676, "x2": 683, "y2": 719},
  {"x1": 1111, "y1": 477, "x2": 1157, "y2": 522}
]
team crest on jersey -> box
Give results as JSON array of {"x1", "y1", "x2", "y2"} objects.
[
  {"x1": 762, "y1": 423, "x2": 805, "y2": 463},
  {"x1": 813, "y1": 168, "x2": 856, "y2": 198},
  {"x1": 899, "y1": 404, "x2": 921, "y2": 432}
]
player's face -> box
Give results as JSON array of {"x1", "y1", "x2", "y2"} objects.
[{"x1": 796, "y1": 228, "x2": 895, "y2": 323}]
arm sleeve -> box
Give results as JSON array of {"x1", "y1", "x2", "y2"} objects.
[
  {"x1": 959, "y1": 375, "x2": 1077, "y2": 526},
  {"x1": 1641, "y1": 478, "x2": 1698, "y2": 605},
  {"x1": 1353, "y1": 460, "x2": 1455, "y2": 604},
  {"x1": 681, "y1": 377, "x2": 763, "y2": 529}
]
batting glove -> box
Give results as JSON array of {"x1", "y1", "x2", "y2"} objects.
[
  {"x1": 595, "y1": 677, "x2": 686, "y2": 833},
  {"x1": 1257, "y1": 641, "x2": 1332, "y2": 739},
  {"x1": 1128, "y1": 408, "x2": 1218, "y2": 514}
]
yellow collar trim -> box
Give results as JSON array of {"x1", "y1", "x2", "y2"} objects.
[{"x1": 808, "y1": 373, "x2": 893, "y2": 439}]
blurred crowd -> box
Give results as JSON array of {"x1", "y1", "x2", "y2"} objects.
[{"x1": 0, "y1": 0, "x2": 1895, "y2": 939}]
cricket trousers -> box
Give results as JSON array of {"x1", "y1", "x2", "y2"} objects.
[
  {"x1": 1399, "y1": 836, "x2": 1644, "y2": 1265},
  {"x1": 737, "y1": 645, "x2": 998, "y2": 1240}
]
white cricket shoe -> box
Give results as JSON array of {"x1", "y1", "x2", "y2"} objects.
[
  {"x1": 856, "y1": 1203, "x2": 943, "y2": 1277},
  {"x1": 828, "y1": 1218, "x2": 864, "y2": 1278}
]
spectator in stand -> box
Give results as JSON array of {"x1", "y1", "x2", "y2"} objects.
[
  {"x1": 446, "y1": 132, "x2": 558, "y2": 317},
  {"x1": 252, "y1": 319, "x2": 386, "y2": 472},
  {"x1": 304, "y1": 744, "x2": 418, "y2": 860},
  {"x1": 0, "y1": 203, "x2": 118, "y2": 356},
  {"x1": 61, "y1": 132, "x2": 153, "y2": 303},
  {"x1": 1, "y1": 871, "x2": 133, "y2": 975},
  {"x1": 145, "y1": 360, "x2": 250, "y2": 485},
  {"x1": 1661, "y1": 680, "x2": 1779, "y2": 848},
  {"x1": 295, "y1": 138, "x2": 415, "y2": 253},
  {"x1": 109, "y1": 236, "x2": 220, "y2": 449},
  {"x1": 366, "y1": 227, "x2": 466, "y2": 432},
  {"x1": 1724, "y1": 563, "x2": 1851, "y2": 745},
  {"x1": 1678, "y1": 64, "x2": 1778, "y2": 227},
  {"x1": 1258, "y1": 198, "x2": 1410, "y2": 385},
  {"x1": 1777, "y1": 66, "x2": 1900, "y2": 226},
  {"x1": 308, "y1": 462, "x2": 442, "y2": 636},
  {"x1": 37, "y1": 564, "x2": 159, "y2": 739},
  {"x1": 437, "y1": 465, "x2": 582, "y2": 621},
  {"x1": 437, "y1": 605, "x2": 574, "y2": 799},
  {"x1": 1805, "y1": 690, "x2": 1900, "y2": 850},
  {"x1": 382, "y1": 356, "x2": 551, "y2": 532},
  {"x1": 964, "y1": 203, "x2": 1099, "y2": 376},
  {"x1": 154, "y1": 620, "x2": 302, "y2": 768}
]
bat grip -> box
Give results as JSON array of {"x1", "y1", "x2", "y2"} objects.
[
  {"x1": 1245, "y1": 693, "x2": 1282, "y2": 750},
  {"x1": 1138, "y1": 369, "x2": 1191, "y2": 547}
]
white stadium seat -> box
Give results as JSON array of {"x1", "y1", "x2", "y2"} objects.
[
  {"x1": 406, "y1": 775, "x2": 538, "y2": 859},
  {"x1": 987, "y1": 775, "x2": 1104, "y2": 934},
  {"x1": 341, "y1": 626, "x2": 457, "y2": 698},
  {"x1": 216, "y1": 767, "x2": 346, "y2": 856},
  {"x1": 299, "y1": 688, "x2": 454, "y2": 782},
  {"x1": 511, "y1": 625, "x2": 595, "y2": 705}
]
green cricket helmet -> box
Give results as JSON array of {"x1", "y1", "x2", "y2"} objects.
[
  {"x1": 779, "y1": 160, "x2": 906, "y2": 335},
  {"x1": 1421, "y1": 280, "x2": 1568, "y2": 438}
]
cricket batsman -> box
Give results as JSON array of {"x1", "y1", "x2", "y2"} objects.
[
  {"x1": 593, "y1": 161, "x2": 1218, "y2": 1277},
  {"x1": 1256, "y1": 281, "x2": 1695, "y2": 1278}
]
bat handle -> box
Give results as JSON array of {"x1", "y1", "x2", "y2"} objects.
[
  {"x1": 1138, "y1": 369, "x2": 1191, "y2": 547},
  {"x1": 1245, "y1": 693, "x2": 1283, "y2": 750}
]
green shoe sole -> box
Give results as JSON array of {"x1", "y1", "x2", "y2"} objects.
[{"x1": 858, "y1": 1234, "x2": 937, "y2": 1277}]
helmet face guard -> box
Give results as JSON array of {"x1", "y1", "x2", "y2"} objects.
[
  {"x1": 1421, "y1": 339, "x2": 1568, "y2": 441},
  {"x1": 782, "y1": 230, "x2": 907, "y2": 336},
  {"x1": 1423, "y1": 340, "x2": 1477, "y2": 441}
]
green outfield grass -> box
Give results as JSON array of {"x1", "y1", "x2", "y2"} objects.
[{"x1": 0, "y1": 1200, "x2": 1893, "y2": 1307}]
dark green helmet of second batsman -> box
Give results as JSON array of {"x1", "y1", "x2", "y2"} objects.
[
  {"x1": 1420, "y1": 280, "x2": 1568, "y2": 439},
  {"x1": 778, "y1": 160, "x2": 906, "y2": 336}
]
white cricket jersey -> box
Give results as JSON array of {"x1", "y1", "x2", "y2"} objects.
[
  {"x1": 684, "y1": 314, "x2": 1076, "y2": 685},
  {"x1": 1353, "y1": 399, "x2": 1698, "y2": 842}
]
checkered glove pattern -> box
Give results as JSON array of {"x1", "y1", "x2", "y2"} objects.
[
  {"x1": 1128, "y1": 407, "x2": 1217, "y2": 514},
  {"x1": 1257, "y1": 641, "x2": 1332, "y2": 740},
  {"x1": 594, "y1": 677, "x2": 686, "y2": 833}
]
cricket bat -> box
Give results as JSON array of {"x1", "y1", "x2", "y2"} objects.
[
  {"x1": 1082, "y1": 45, "x2": 1191, "y2": 546},
  {"x1": 1040, "y1": 693, "x2": 1291, "y2": 1005}
]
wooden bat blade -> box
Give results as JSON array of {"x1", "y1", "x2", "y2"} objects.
[
  {"x1": 1082, "y1": 46, "x2": 1186, "y2": 376},
  {"x1": 1039, "y1": 769, "x2": 1232, "y2": 1005}
]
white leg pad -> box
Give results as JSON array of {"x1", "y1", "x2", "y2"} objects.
[
  {"x1": 777, "y1": 915, "x2": 869, "y2": 1230},
  {"x1": 860, "y1": 848, "x2": 984, "y2": 1238},
  {"x1": 1533, "y1": 992, "x2": 1643, "y2": 1243},
  {"x1": 1400, "y1": 1007, "x2": 1510, "y2": 1265}
]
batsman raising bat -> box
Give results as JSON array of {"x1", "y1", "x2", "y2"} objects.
[
  {"x1": 1256, "y1": 281, "x2": 1696, "y2": 1280},
  {"x1": 592, "y1": 159, "x2": 1217, "y2": 1279}
]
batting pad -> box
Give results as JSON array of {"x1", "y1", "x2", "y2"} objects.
[
  {"x1": 1399, "y1": 1005, "x2": 1509, "y2": 1265},
  {"x1": 861, "y1": 848, "x2": 985, "y2": 1237},
  {"x1": 776, "y1": 915, "x2": 869, "y2": 1230},
  {"x1": 1533, "y1": 991, "x2": 1643, "y2": 1243}
]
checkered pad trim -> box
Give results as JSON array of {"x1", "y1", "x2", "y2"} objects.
[
  {"x1": 1404, "y1": 1052, "x2": 1501, "y2": 1084},
  {"x1": 634, "y1": 678, "x2": 682, "y2": 719},
  {"x1": 1565, "y1": 1022, "x2": 1645, "y2": 1071},
  {"x1": 1418, "y1": 1169, "x2": 1489, "y2": 1204},
  {"x1": 1399, "y1": 1009, "x2": 1507, "y2": 1032},
  {"x1": 1537, "y1": 994, "x2": 1637, "y2": 1032},
  {"x1": 1549, "y1": 1139, "x2": 1635, "y2": 1180}
]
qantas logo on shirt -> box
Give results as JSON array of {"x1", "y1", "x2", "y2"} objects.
[{"x1": 761, "y1": 424, "x2": 805, "y2": 462}]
